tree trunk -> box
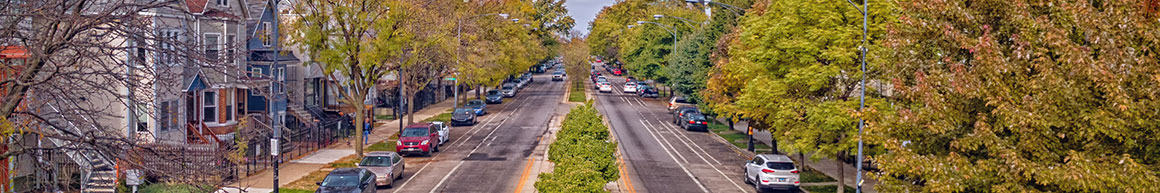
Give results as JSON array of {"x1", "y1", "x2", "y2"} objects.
[
  {"x1": 476, "y1": 85, "x2": 482, "y2": 99},
  {"x1": 836, "y1": 151, "x2": 846, "y2": 193},
  {"x1": 353, "y1": 102, "x2": 366, "y2": 160}
]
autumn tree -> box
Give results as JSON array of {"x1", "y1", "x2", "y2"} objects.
[
  {"x1": 288, "y1": 0, "x2": 408, "y2": 159},
  {"x1": 872, "y1": 0, "x2": 1160, "y2": 192},
  {"x1": 708, "y1": 0, "x2": 896, "y2": 192}
]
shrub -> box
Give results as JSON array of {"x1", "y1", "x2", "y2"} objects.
[{"x1": 536, "y1": 103, "x2": 619, "y2": 192}]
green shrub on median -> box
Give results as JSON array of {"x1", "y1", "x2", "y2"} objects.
[{"x1": 535, "y1": 102, "x2": 619, "y2": 193}]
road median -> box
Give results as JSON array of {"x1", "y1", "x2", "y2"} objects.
[{"x1": 534, "y1": 102, "x2": 618, "y2": 192}]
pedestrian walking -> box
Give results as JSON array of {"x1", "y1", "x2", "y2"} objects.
[{"x1": 363, "y1": 118, "x2": 371, "y2": 145}]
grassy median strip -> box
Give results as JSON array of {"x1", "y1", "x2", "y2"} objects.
[
  {"x1": 535, "y1": 103, "x2": 617, "y2": 192},
  {"x1": 420, "y1": 109, "x2": 454, "y2": 123},
  {"x1": 568, "y1": 79, "x2": 586, "y2": 102}
]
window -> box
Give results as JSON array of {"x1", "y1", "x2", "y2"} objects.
[
  {"x1": 217, "y1": 0, "x2": 228, "y2": 7},
  {"x1": 158, "y1": 30, "x2": 181, "y2": 66},
  {"x1": 203, "y1": 91, "x2": 217, "y2": 122},
  {"x1": 225, "y1": 89, "x2": 234, "y2": 121},
  {"x1": 133, "y1": 102, "x2": 149, "y2": 132},
  {"x1": 766, "y1": 162, "x2": 796, "y2": 170},
  {"x1": 250, "y1": 67, "x2": 262, "y2": 77},
  {"x1": 262, "y1": 22, "x2": 273, "y2": 46},
  {"x1": 158, "y1": 101, "x2": 177, "y2": 131},
  {"x1": 227, "y1": 34, "x2": 236, "y2": 63},
  {"x1": 204, "y1": 33, "x2": 220, "y2": 62}
]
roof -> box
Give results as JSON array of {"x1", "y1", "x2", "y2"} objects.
[
  {"x1": 759, "y1": 154, "x2": 794, "y2": 163},
  {"x1": 328, "y1": 168, "x2": 365, "y2": 175},
  {"x1": 0, "y1": 46, "x2": 28, "y2": 59},
  {"x1": 203, "y1": 9, "x2": 241, "y2": 19},
  {"x1": 405, "y1": 122, "x2": 433, "y2": 128},
  {"x1": 248, "y1": 50, "x2": 300, "y2": 62},
  {"x1": 185, "y1": 0, "x2": 208, "y2": 14}
]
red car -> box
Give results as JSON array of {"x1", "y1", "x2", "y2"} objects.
[
  {"x1": 612, "y1": 68, "x2": 623, "y2": 76},
  {"x1": 396, "y1": 123, "x2": 440, "y2": 156}
]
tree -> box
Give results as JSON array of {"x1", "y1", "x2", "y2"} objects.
[
  {"x1": 872, "y1": 0, "x2": 1160, "y2": 192},
  {"x1": 711, "y1": 0, "x2": 896, "y2": 192},
  {"x1": 288, "y1": 0, "x2": 408, "y2": 159},
  {"x1": 397, "y1": 0, "x2": 456, "y2": 125}
]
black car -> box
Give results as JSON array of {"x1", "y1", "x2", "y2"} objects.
[
  {"x1": 672, "y1": 106, "x2": 700, "y2": 124},
  {"x1": 678, "y1": 112, "x2": 709, "y2": 131},
  {"x1": 485, "y1": 90, "x2": 504, "y2": 104},
  {"x1": 638, "y1": 86, "x2": 659, "y2": 98},
  {"x1": 316, "y1": 168, "x2": 377, "y2": 193},
  {"x1": 450, "y1": 108, "x2": 477, "y2": 126}
]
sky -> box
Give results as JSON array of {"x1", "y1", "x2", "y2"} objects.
[{"x1": 564, "y1": 0, "x2": 617, "y2": 36}]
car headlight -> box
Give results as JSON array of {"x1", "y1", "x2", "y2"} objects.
[
  {"x1": 421, "y1": 140, "x2": 429, "y2": 145},
  {"x1": 396, "y1": 141, "x2": 402, "y2": 146}
]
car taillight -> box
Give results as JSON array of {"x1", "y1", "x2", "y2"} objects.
[
  {"x1": 688, "y1": 120, "x2": 695, "y2": 124},
  {"x1": 762, "y1": 169, "x2": 776, "y2": 173},
  {"x1": 791, "y1": 170, "x2": 799, "y2": 174}
]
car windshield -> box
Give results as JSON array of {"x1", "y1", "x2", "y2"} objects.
[
  {"x1": 401, "y1": 128, "x2": 429, "y2": 137},
  {"x1": 626, "y1": 83, "x2": 636, "y2": 86},
  {"x1": 766, "y1": 162, "x2": 796, "y2": 170},
  {"x1": 487, "y1": 90, "x2": 500, "y2": 95},
  {"x1": 502, "y1": 86, "x2": 513, "y2": 90},
  {"x1": 454, "y1": 108, "x2": 472, "y2": 114},
  {"x1": 320, "y1": 174, "x2": 360, "y2": 187},
  {"x1": 688, "y1": 114, "x2": 707, "y2": 121},
  {"x1": 467, "y1": 101, "x2": 484, "y2": 107},
  {"x1": 359, "y1": 156, "x2": 392, "y2": 167}
]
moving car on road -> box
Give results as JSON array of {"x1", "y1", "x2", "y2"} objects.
[
  {"x1": 678, "y1": 112, "x2": 709, "y2": 131},
  {"x1": 744, "y1": 154, "x2": 800, "y2": 193},
  {"x1": 396, "y1": 123, "x2": 440, "y2": 156},
  {"x1": 450, "y1": 108, "x2": 477, "y2": 126},
  {"x1": 465, "y1": 99, "x2": 487, "y2": 116},
  {"x1": 357, "y1": 152, "x2": 404, "y2": 188},
  {"x1": 501, "y1": 83, "x2": 517, "y2": 98},
  {"x1": 622, "y1": 82, "x2": 638, "y2": 93},
  {"x1": 486, "y1": 90, "x2": 504, "y2": 104},
  {"x1": 552, "y1": 71, "x2": 565, "y2": 81},
  {"x1": 598, "y1": 82, "x2": 613, "y2": 93},
  {"x1": 316, "y1": 168, "x2": 377, "y2": 193}
]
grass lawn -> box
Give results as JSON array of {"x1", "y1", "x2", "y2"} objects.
[
  {"x1": 801, "y1": 185, "x2": 856, "y2": 193},
  {"x1": 420, "y1": 110, "x2": 453, "y2": 123},
  {"x1": 568, "y1": 80, "x2": 586, "y2": 102},
  {"x1": 278, "y1": 189, "x2": 315, "y2": 193},
  {"x1": 367, "y1": 135, "x2": 398, "y2": 152},
  {"x1": 329, "y1": 154, "x2": 361, "y2": 168},
  {"x1": 799, "y1": 168, "x2": 836, "y2": 183},
  {"x1": 286, "y1": 169, "x2": 331, "y2": 190}
]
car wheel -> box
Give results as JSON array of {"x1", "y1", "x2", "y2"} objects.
[
  {"x1": 397, "y1": 166, "x2": 405, "y2": 179},
  {"x1": 753, "y1": 176, "x2": 764, "y2": 193},
  {"x1": 744, "y1": 170, "x2": 752, "y2": 184}
]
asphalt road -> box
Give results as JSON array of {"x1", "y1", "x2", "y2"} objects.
[
  {"x1": 385, "y1": 73, "x2": 565, "y2": 193},
  {"x1": 593, "y1": 73, "x2": 755, "y2": 193}
]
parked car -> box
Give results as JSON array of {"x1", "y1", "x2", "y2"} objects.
[
  {"x1": 501, "y1": 83, "x2": 517, "y2": 98},
  {"x1": 316, "y1": 168, "x2": 377, "y2": 193},
  {"x1": 638, "y1": 85, "x2": 659, "y2": 98},
  {"x1": 622, "y1": 82, "x2": 638, "y2": 93},
  {"x1": 612, "y1": 68, "x2": 623, "y2": 76},
  {"x1": 450, "y1": 108, "x2": 477, "y2": 126},
  {"x1": 431, "y1": 121, "x2": 449, "y2": 145},
  {"x1": 672, "y1": 106, "x2": 700, "y2": 124},
  {"x1": 357, "y1": 151, "x2": 404, "y2": 188},
  {"x1": 485, "y1": 90, "x2": 504, "y2": 104},
  {"x1": 523, "y1": 72, "x2": 534, "y2": 82},
  {"x1": 552, "y1": 71, "x2": 565, "y2": 81},
  {"x1": 396, "y1": 123, "x2": 439, "y2": 156},
  {"x1": 678, "y1": 112, "x2": 709, "y2": 131},
  {"x1": 515, "y1": 77, "x2": 527, "y2": 88},
  {"x1": 465, "y1": 100, "x2": 487, "y2": 116},
  {"x1": 744, "y1": 154, "x2": 800, "y2": 193},
  {"x1": 668, "y1": 96, "x2": 695, "y2": 110}
]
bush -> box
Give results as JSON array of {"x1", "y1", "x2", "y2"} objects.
[{"x1": 536, "y1": 103, "x2": 618, "y2": 192}]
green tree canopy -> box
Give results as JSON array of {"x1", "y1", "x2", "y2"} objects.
[{"x1": 873, "y1": 0, "x2": 1160, "y2": 192}]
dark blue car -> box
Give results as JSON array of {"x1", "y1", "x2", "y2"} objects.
[
  {"x1": 465, "y1": 100, "x2": 487, "y2": 116},
  {"x1": 316, "y1": 168, "x2": 376, "y2": 193}
]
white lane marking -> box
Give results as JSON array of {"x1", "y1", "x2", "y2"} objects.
[
  {"x1": 635, "y1": 119, "x2": 708, "y2": 192},
  {"x1": 430, "y1": 90, "x2": 538, "y2": 192},
  {"x1": 655, "y1": 122, "x2": 748, "y2": 193},
  {"x1": 634, "y1": 97, "x2": 647, "y2": 106},
  {"x1": 639, "y1": 119, "x2": 689, "y2": 163}
]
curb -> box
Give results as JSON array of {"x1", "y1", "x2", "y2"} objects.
[{"x1": 706, "y1": 129, "x2": 757, "y2": 159}]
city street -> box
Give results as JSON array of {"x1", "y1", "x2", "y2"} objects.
[
  {"x1": 593, "y1": 72, "x2": 754, "y2": 193},
  {"x1": 386, "y1": 73, "x2": 566, "y2": 193}
]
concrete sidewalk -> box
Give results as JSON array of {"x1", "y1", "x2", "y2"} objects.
[
  {"x1": 715, "y1": 118, "x2": 878, "y2": 193},
  {"x1": 225, "y1": 93, "x2": 470, "y2": 191}
]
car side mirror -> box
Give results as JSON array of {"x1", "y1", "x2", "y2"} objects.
[{"x1": 316, "y1": 182, "x2": 322, "y2": 186}]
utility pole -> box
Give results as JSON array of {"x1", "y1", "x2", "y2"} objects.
[
  {"x1": 851, "y1": 0, "x2": 869, "y2": 192},
  {"x1": 269, "y1": 0, "x2": 282, "y2": 192}
]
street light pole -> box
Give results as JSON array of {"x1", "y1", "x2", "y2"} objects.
[
  {"x1": 269, "y1": 0, "x2": 281, "y2": 192},
  {"x1": 844, "y1": 0, "x2": 868, "y2": 192}
]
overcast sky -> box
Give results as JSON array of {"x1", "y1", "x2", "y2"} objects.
[{"x1": 565, "y1": 0, "x2": 617, "y2": 37}]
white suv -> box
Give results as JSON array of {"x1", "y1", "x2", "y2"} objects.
[
  {"x1": 622, "y1": 82, "x2": 637, "y2": 93},
  {"x1": 744, "y1": 154, "x2": 800, "y2": 192}
]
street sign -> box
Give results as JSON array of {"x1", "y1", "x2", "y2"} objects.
[
  {"x1": 125, "y1": 169, "x2": 143, "y2": 186},
  {"x1": 270, "y1": 139, "x2": 279, "y2": 156}
]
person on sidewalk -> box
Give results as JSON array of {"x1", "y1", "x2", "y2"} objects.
[{"x1": 363, "y1": 118, "x2": 372, "y2": 145}]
